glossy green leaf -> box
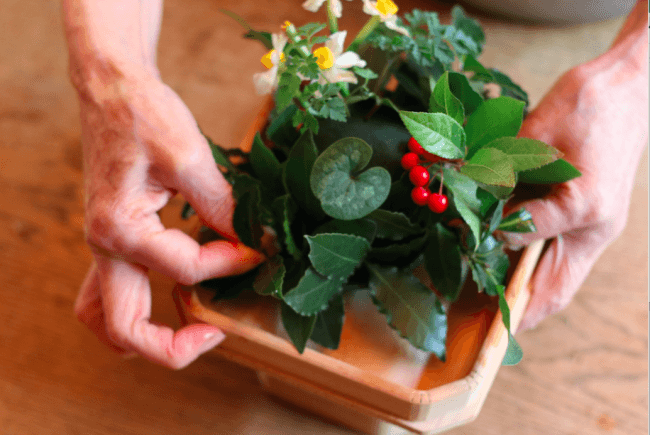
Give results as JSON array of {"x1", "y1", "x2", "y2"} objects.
[
  {"x1": 447, "y1": 72, "x2": 483, "y2": 116},
  {"x1": 313, "y1": 219, "x2": 377, "y2": 243},
  {"x1": 399, "y1": 111, "x2": 466, "y2": 159},
  {"x1": 494, "y1": 284, "x2": 523, "y2": 365},
  {"x1": 517, "y1": 158, "x2": 582, "y2": 184},
  {"x1": 203, "y1": 133, "x2": 236, "y2": 173},
  {"x1": 268, "y1": 104, "x2": 299, "y2": 147},
  {"x1": 253, "y1": 256, "x2": 285, "y2": 297},
  {"x1": 309, "y1": 294, "x2": 345, "y2": 350},
  {"x1": 280, "y1": 302, "x2": 317, "y2": 354},
  {"x1": 283, "y1": 268, "x2": 344, "y2": 315},
  {"x1": 284, "y1": 130, "x2": 325, "y2": 219},
  {"x1": 498, "y1": 208, "x2": 537, "y2": 233},
  {"x1": 471, "y1": 236, "x2": 510, "y2": 296},
  {"x1": 367, "y1": 209, "x2": 423, "y2": 241},
  {"x1": 463, "y1": 55, "x2": 493, "y2": 82},
  {"x1": 461, "y1": 148, "x2": 516, "y2": 187},
  {"x1": 424, "y1": 224, "x2": 468, "y2": 302},
  {"x1": 367, "y1": 264, "x2": 447, "y2": 359},
  {"x1": 442, "y1": 168, "x2": 482, "y2": 244},
  {"x1": 488, "y1": 68, "x2": 529, "y2": 106},
  {"x1": 429, "y1": 72, "x2": 465, "y2": 125},
  {"x1": 465, "y1": 97, "x2": 525, "y2": 157},
  {"x1": 231, "y1": 176, "x2": 264, "y2": 249},
  {"x1": 368, "y1": 233, "x2": 428, "y2": 264},
  {"x1": 306, "y1": 233, "x2": 370, "y2": 279},
  {"x1": 485, "y1": 137, "x2": 561, "y2": 172},
  {"x1": 487, "y1": 199, "x2": 506, "y2": 235},
  {"x1": 250, "y1": 133, "x2": 282, "y2": 191},
  {"x1": 450, "y1": 5, "x2": 485, "y2": 56},
  {"x1": 310, "y1": 138, "x2": 391, "y2": 220},
  {"x1": 272, "y1": 195, "x2": 302, "y2": 259}
]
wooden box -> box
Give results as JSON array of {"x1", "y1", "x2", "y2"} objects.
[{"x1": 173, "y1": 98, "x2": 545, "y2": 434}]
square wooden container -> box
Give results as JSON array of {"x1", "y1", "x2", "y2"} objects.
[{"x1": 174, "y1": 98, "x2": 546, "y2": 434}]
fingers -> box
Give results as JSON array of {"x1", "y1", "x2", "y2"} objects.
[
  {"x1": 517, "y1": 226, "x2": 611, "y2": 332},
  {"x1": 74, "y1": 262, "x2": 135, "y2": 356},
  {"x1": 130, "y1": 224, "x2": 265, "y2": 285},
  {"x1": 96, "y1": 256, "x2": 226, "y2": 369},
  {"x1": 500, "y1": 181, "x2": 587, "y2": 247}
]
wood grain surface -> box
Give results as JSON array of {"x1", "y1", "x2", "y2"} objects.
[{"x1": 0, "y1": 1, "x2": 646, "y2": 434}]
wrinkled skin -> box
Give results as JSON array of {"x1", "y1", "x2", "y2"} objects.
[
  {"x1": 72, "y1": 61, "x2": 265, "y2": 369},
  {"x1": 502, "y1": 5, "x2": 648, "y2": 331}
]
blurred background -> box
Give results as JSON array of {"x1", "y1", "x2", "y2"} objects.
[{"x1": 0, "y1": 0, "x2": 646, "y2": 434}]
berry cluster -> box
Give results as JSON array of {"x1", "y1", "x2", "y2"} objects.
[{"x1": 401, "y1": 138, "x2": 449, "y2": 213}]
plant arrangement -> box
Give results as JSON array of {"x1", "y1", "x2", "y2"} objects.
[{"x1": 183, "y1": 0, "x2": 581, "y2": 364}]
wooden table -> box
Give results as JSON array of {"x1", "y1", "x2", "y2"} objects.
[{"x1": 0, "y1": 1, "x2": 646, "y2": 434}]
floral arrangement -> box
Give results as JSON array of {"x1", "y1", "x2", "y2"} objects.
[{"x1": 185, "y1": 0, "x2": 581, "y2": 364}]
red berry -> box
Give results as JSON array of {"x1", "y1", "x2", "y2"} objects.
[
  {"x1": 401, "y1": 152, "x2": 420, "y2": 170},
  {"x1": 422, "y1": 151, "x2": 442, "y2": 163},
  {"x1": 411, "y1": 187, "x2": 429, "y2": 206},
  {"x1": 409, "y1": 165, "x2": 430, "y2": 187},
  {"x1": 428, "y1": 193, "x2": 449, "y2": 213},
  {"x1": 407, "y1": 137, "x2": 424, "y2": 155}
]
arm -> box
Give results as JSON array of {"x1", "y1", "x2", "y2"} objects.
[
  {"x1": 62, "y1": 0, "x2": 264, "y2": 368},
  {"x1": 505, "y1": 0, "x2": 648, "y2": 331}
]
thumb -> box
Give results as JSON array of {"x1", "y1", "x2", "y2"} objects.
[
  {"x1": 500, "y1": 182, "x2": 584, "y2": 247},
  {"x1": 518, "y1": 226, "x2": 610, "y2": 332}
]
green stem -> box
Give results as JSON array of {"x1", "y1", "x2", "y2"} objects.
[
  {"x1": 348, "y1": 16, "x2": 380, "y2": 52},
  {"x1": 326, "y1": 0, "x2": 338, "y2": 33}
]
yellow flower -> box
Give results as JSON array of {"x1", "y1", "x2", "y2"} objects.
[
  {"x1": 281, "y1": 21, "x2": 293, "y2": 29},
  {"x1": 260, "y1": 49, "x2": 285, "y2": 69},
  {"x1": 314, "y1": 47, "x2": 335, "y2": 70},
  {"x1": 376, "y1": 0, "x2": 398, "y2": 16}
]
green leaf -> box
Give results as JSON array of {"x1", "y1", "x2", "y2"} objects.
[
  {"x1": 485, "y1": 137, "x2": 561, "y2": 172},
  {"x1": 447, "y1": 72, "x2": 483, "y2": 116},
  {"x1": 313, "y1": 219, "x2": 377, "y2": 243},
  {"x1": 353, "y1": 67, "x2": 379, "y2": 80},
  {"x1": 465, "y1": 97, "x2": 525, "y2": 157},
  {"x1": 367, "y1": 264, "x2": 447, "y2": 358},
  {"x1": 450, "y1": 5, "x2": 485, "y2": 56},
  {"x1": 310, "y1": 138, "x2": 391, "y2": 220},
  {"x1": 276, "y1": 70, "x2": 301, "y2": 112},
  {"x1": 284, "y1": 130, "x2": 325, "y2": 219},
  {"x1": 367, "y1": 209, "x2": 423, "y2": 241},
  {"x1": 429, "y1": 72, "x2": 465, "y2": 125},
  {"x1": 253, "y1": 256, "x2": 285, "y2": 297},
  {"x1": 517, "y1": 158, "x2": 582, "y2": 184},
  {"x1": 306, "y1": 233, "x2": 371, "y2": 279},
  {"x1": 399, "y1": 111, "x2": 465, "y2": 159},
  {"x1": 368, "y1": 233, "x2": 428, "y2": 264},
  {"x1": 268, "y1": 104, "x2": 299, "y2": 147},
  {"x1": 233, "y1": 183, "x2": 263, "y2": 249},
  {"x1": 494, "y1": 284, "x2": 523, "y2": 365},
  {"x1": 250, "y1": 133, "x2": 282, "y2": 191},
  {"x1": 220, "y1": 9, "x2": 273, "y2": 49},
  {"x1": 487, "y1": 199, "x2": 506, "y2": 235},
  {"x1": 309, "y1": 294, "x2": 345, "y2": 350},
  {"x1": 181, "y1": 202, "x2": 195, "y2": 219},
  {"x1": 272, "y1": 195, "x2": 302, "y2": 259},
  {"x1": 424, "y1": 224, "x2": 468, "y2": 302},
  {"x1": 488, "y1": 68, "x2": 529, "y2": 107},
  {"x1": 471, "y1": 237, "x2": 510, "y2": 296},
  {"x1": 498, "y1": 208, "x2": 536, "y2": 233},
  {"x1": 442, "y1": 168, "x2": 482, "y2": 244},
  {"x1": 280, "y1": 302, "x2": 317, "y2": 354},
  {"x1": 463, "y1": 55, "x2": 493, "y2": 82},
  {"x1": 201, "y1": 265, "x2": 261, "y2": 300},
  {"x1": 461, "y1": 148, "x2": 516, "y2": 187},
  {"x1": 283, "y1": 268, "x2": 344, "y2": 315}
]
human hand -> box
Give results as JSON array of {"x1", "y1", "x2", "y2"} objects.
[
  {"x1": 502, "y1": 26, "x2": 647, "y2": 331},
  {"x1": 73, "y1": 65, "x2": 265, "y2": 369}
]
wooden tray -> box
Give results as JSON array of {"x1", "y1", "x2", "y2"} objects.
[{"x1": 173, "y1": 97, "x2": 545, "y2": 433}]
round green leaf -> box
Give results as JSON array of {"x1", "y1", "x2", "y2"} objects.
[{"x1": 310, "y1": 138, "x2": 391, "y2": 220}]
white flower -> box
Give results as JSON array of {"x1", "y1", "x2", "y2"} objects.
[
  {"x1": 362, "y1": 0, "x2": 410, "y2": 37},
  {"x1": 253, "y1": 33, "x2": 288, "y2": 95},
  {"x1": 302, "y1": 0, "x2": 351, "y2": 18},
  {"x1": 317, "y1": 31, "x2": 367, "y2": 84}
]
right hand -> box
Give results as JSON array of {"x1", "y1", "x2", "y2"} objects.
[{"x1": 73, "y1": 63, "x2": 265, "y2": 369}]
